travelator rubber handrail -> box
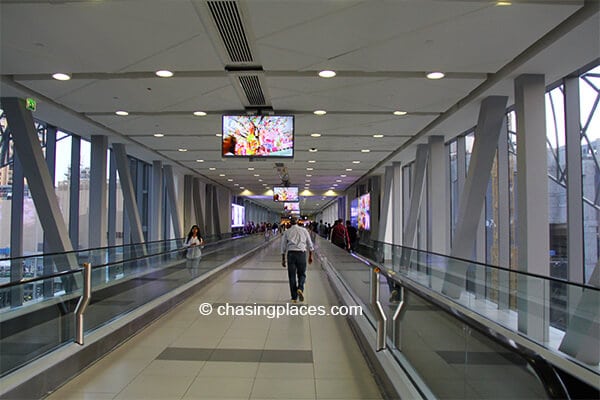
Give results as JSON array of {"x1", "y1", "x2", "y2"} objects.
[
  {"x1": 0, "y1": 233, "x2": 240, "y2": 263},
  {"x1": 0, "y1": 233, "x2": 249, "y2": 290},
  {"x1": 369, "y1": 240, "x2": 599, "y2": 290},
  {"x1": 0, "y1": 238, "x2": 183, "y2": 262},
  {"x1": 339, "y1": 248, "x2": 572, "y2": 399}
]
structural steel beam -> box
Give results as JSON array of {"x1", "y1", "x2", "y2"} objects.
[
  {"x1": 113, "y1": 143, "x2": 146, "y2": 248},
  {"x1": 442, "y1": 96, "x2": 508, "y2": 299},
  {"x1": 1, "y1": 97, "x2": 76, "y2": 270}
]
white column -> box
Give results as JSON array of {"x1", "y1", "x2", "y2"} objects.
[
  {"x1": 427, "y1": 136, "x2": 449, "y2": 254},
  {"x1": 378, "y1": 166, "x2": 393, "y2": 253},
  {"x1": 164, "y1": 165, "x2": 183, "y2": 239},
  {"x1": 392, "y1": 162, "x2": 403, "y2": 246},
  {"x1": 564, "y1": 76, "x2": 584, "y2": 284},
  {"x1": 403, "y1": 145, "x2": 429, "y2": 248},
  {"x1": 89, "y1": 135, "x2": 108, "y2": 248},
  {"x1": 149, "y1": 161, "x2": 163, "y2": 241},
  {"x1": 515, "y1": 74, "x2": 549, "y2": 342},
  {"x1": 497, "y1": 118, "x2": 511, "y2": 309}
]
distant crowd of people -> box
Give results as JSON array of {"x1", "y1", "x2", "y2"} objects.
[{"x1": 300, "y1": 219, "x2": 359, "y2": 252}]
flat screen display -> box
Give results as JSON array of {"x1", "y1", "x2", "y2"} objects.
[
  {"x1": 284, "y1": 202, "x2": 300, "y2": 212},
  {"x1": 231, "y1": 204, "x2": 245, "y2": 228},
  {"x1": 350, "y1": 198, "x2": 359, "y2": 228},
  {"x1": 222, "y1": 115, "x2": 294, "y2": 157},
  {"x1": 273, "y1": 186, "x2": 299, "y2": 202},
  {"x1": 358, "y1": 193, "x2": 371, "y2": 231}
]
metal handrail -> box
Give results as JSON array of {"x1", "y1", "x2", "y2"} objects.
[
  {"x1": 74, "y1": 263, "x2": 91, "y2": 345},
  {"x1": 0, "y1": 268, "x2": 83, "y2": 290},
  {"x1": 370, "y1": 267, "x2": 387, "y2": 352},
  {"x1": 369, "y1": 240, "x2": 599, "y2": 290},
  {"x1": 0, "y1": 233, "x2": 251, "y2": 290},
  {"x1": 0, "y1": 237, "x2": 184, "y2": 262}
]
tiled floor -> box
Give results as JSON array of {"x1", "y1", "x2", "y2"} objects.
[{"x1": 46, "y1": 240, "x2": 382, "y2": 400}]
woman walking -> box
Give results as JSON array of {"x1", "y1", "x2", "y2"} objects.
[{"x1": 185, "y1": 225, "x2": 204, "y2": 277}]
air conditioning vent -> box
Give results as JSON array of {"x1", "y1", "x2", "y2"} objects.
[
  {"x1": 207, "y1": 1, "x2": 253, "y2": 63},
  {"x1": 239, "y1": 75, "x2": 266, "y2": 105}
]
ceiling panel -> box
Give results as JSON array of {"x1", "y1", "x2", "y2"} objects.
[
  {"x1": 0, "y1": 0, "x2": 593, "y2": 215},
  {"x1": 0, "y1": 1, "x2": 215, "y2": 74}
]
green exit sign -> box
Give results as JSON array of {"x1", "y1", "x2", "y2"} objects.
[{"x1": 26, "y1": 98, "x2": 36, "y2": 111}]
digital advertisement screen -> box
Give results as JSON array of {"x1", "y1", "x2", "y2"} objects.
[
  {"x1": 358, "y1": 193, "x2": 371, "y2": 231},
  {"x1": 231, "y1": 204, "x2": 245, "y2": 228},
  {"x1": 284, "y1": 202, "x2": 300, "y2": 212},
  {"x1": 273, "y1": 186, "x2": 299, "y2": 202},
  {"x1": 350, "y1": 198, "x2": 358, "y2": 228},
  {"x1": 222, "y1": 115, "x2": 294, "y2": 158}
]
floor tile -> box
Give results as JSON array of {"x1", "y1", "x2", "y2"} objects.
[
  {"x1": 198, "y1": 361, "x2": 259, "y2": 378},
  {"x1": 184, "y1": 377, "x2": 254, "y2": 398},
  {"x1": 315, "y1": 378, "x2": 382, "y2": 399},
  {"x1": 250, "y1": 378, "x2": 316, "y2": 399}
]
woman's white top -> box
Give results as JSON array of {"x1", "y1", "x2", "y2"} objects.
[{"x1": 186, "y1": 236, "x2": 203, "y2": 259}]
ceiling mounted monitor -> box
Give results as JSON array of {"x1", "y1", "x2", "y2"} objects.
[
  {"x1": 222, "y1": 115, "x2": 294, "y2": 158},
  {"x1": 273, "y1": 186, "x2": 299, "y2": 202}
]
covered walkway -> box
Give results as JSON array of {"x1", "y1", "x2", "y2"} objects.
[{"x1": 46, "y1": 239, "x2": 382, "y2": 400}]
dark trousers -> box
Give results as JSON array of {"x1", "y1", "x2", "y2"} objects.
[{"x1": 287, "y1": 251, "x2": 307, "y2": 300}]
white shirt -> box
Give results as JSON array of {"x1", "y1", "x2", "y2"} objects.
[
  {"x1": 281, "y1": 225, "x2": 314, "y2": 254},
  {"x1": 186, "y1": 236, "x2": 203, "y2": 259}
]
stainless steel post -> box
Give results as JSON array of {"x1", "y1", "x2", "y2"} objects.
[
  {"x1": 392, "y1": 285, "x2": 405, "y2": 349},
  {"x1": 371, "y1": 267, "x2": 387, "y2": 351},
  {"x1": 75, "y1": 263, "x2": 92, "y2": 345}
]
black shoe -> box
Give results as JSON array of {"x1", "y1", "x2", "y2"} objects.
[{"x1": 297, "y1": 289, "x2": 304, "y2": 302}]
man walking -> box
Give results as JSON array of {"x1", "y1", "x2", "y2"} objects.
[{"x1": 281, "y1": 217, "x2": 314, "y2": 303}]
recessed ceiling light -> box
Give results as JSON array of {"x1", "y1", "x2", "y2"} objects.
[
  {"x1": 115, "y1": 110, "x2": 129, "y2": 116},
  {"x1": 248, "y1": 167, "x2": 254, "y2": 171},
  {"x1": 496, "y1": 1, "x2": 512, "y2": 5},
  {"x1": 178, "y1": 148, "x2": 187, "y2": 152},
  {"x1": 227, "y1": 179, "x2": 233, "y2": 182},
  {"x1": 346, "y1": 168, "x2": 353, "y2": 171},
  {"x1": 153, "y1": 133, "x2": 165, "y2": 137},
  {"x1": 305, "y1": 179, "x2": 311, "y2": 182},
  {"x1": 336, "y1": 180, "x2": 342, "y2": 182},
  {"x1": 253, "y1": 174, "x2": 260, "y2": 177},
  {"x1": 352, "y1": 161, "x2": 361, "y2": 164},
  {"x1": 393, "y1": 110, "x2": 407, "y2": 116},
  {"x1": 196, "y1": 159, "x2": 204, "y2": 163},
  {"x1": 240, "y1": 186, "x2": 245, "y2": 189},
  {"x1": 193, "y1": 111, "x2": 207, "y2": 116},
  {"x1": 306, "y1": 167, "x2": 314, "y2": 171},
  {"x1": 215, "y1": 133, "x2": 222, "y2": 137},
  {"x1": 318, "y1": 70, "x2": 336, "y2": 78},
  {"x1": 155, "y1": 70, "x2": 174, "y2": 78},
  {"x1": 308, "y1": 148, "x2": 318, "y2": 152},
  {"x1": 219, "y1": 174, "x2": 226, "y2": 177},
  {"x1": 308, "y1": 160, "x2": 316, "y2": 163},
  {"x1": 373, "y1": 134, "x2": 385, "y2": 138},
  {"x1": 340, "y1": 174, "x2": 346, "y2": 177},
  {"x1": 209, "y1": 167, "x2": 216, "y2": 171},
  {"x1": 262, "y1": 183, "x2": 267, "y2": 186},
  {"x1": 361, "y1": 149, "x2": 370, "y2": 153},
  {"x1": 333, "y1": 184, "x2": 338, "y2": 187},
  {"x1": 306, "y1": 174, "x2": 312, "y2": 177},
  {"x1": 234, "y1": 183, "x2": 239, "y2": 186},
  {"x1": 52, "y1": 72, "x2": 71, "y2": 81},
  {"x1": 258, "y1": 179, "x2": 263, "y2": 182},
  {"x1": 426, "y1": 71, "x2": 445, "y2": 80},
  {"x1": 313, "y1": 110, "x2": 327, "y2": 116},
  {"x1": 310, "y1": 133, "x2": 322, "y2": 137}
]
